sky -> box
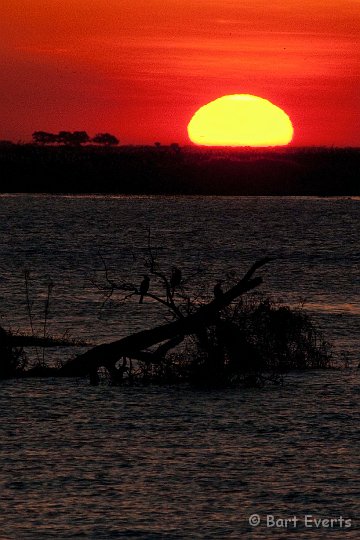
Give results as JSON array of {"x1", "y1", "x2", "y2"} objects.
[{"x1": 1, "y1": 0, "x2": 360, "y2": 146}]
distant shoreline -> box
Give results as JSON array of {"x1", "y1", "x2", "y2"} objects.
[{"x1": 1, "y1": 145, "x2": 359, "y2": 196}]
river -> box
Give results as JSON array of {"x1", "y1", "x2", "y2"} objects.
[{"x1": 0, "y1": 195, "x2": 358, "y2": 538}]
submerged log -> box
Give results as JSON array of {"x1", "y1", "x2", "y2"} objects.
[
  {"x1": 0, "y1": 328, "x2": 86, "y2": 348},
  {"x1": 60, "y1": 258, "x2": 272, "y2": 380}
]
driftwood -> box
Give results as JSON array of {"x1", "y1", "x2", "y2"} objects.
[
  {"x1": 60, "y1": 258, "x2": 272, "y2": 382},
  {"x1": 1, "y1": 335, "x2": 82, "y2": 348}
]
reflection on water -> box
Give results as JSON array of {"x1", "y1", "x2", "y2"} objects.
[
  {"x1": 1, "y1": 372, "x2": 359, "y2": 538},
  {"x1": 304, "y1": 302, "x2": 360, "y2": 315}
]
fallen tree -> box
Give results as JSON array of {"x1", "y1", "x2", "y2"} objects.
[
  {"x1": 59, "y1": 258, "x2": 271, "y2": 384},
  {"x1": 1, "y1": 254, "x2": 334, "y2": 386}
]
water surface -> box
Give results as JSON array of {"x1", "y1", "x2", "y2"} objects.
[
  {"x1": 0, "y1": 195, "x2": 359, "y2": 359},
  {"x1": 1, "y1": 372, "x2": 359, "y2": 538},
  {"x1": 0, "y1": 195, "x2": 359, "y2": 538}
]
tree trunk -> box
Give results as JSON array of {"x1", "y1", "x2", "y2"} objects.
[{"x1": 60, "y1": 258, "x2": 271, "y2": 379}]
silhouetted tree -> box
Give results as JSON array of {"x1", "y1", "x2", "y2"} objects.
[
  {"x1": 92, "y1": 133, "x2": 119, "y2": 146},
  {"x1": 57, "y1": 131, "x2": 90, "y2": 145},
  {"x1": 32, "y1": 131, "x2": 57, "y2": 145}
]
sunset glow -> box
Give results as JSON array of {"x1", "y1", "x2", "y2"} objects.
[
  {"x1": 187, "y1": 95, "x2": 293, "y2": 147},
  {"x1": 0, "y1": 1, "x2": 359, "y2": 145}
]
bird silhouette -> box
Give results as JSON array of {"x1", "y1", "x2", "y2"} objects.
[
  {"x1": 139, "y1": 275, "x2": 150, "y2": 303},
  {"x1": 170, "y1": 266, "x2": 182, "y2": 293},
  {"x1": 213, "y1": 280, "x2": 224, "y2": 299}
]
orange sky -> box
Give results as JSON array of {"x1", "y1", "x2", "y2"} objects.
[{"x1": 1, "y1": 0, "x2": 359, "y2": 146}]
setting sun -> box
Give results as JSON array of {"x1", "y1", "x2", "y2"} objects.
[{"x1": 187, "y1": 95, "x2": 294, "y2": 147}]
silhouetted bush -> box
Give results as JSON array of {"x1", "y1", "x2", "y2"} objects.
[
  {"x1": 128, "y1": 297, "x2": 333, "y2": 388},
  {"x1": 189, "y1": 297, "x2": 332, "y2": 387},
  {"x1": 0, "y1": 327, "x2": 27, "y2": 379}
]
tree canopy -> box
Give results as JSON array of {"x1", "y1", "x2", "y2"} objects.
[
  {"x1": 31, "y1": 131, "x2": 119, "y2": 146},
  {"x1": 92, "y1": 133, "x2": 119, "y2": 146}
]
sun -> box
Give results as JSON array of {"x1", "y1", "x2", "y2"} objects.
[{"x1": 187, "y1": 94, "x2": 293, "y2": 147}]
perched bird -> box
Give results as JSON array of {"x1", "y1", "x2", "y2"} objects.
[
  {"x1": 170, "y1": 266, "x2": 182, "y2": 293},
  {"x1": 139, "y1": 275, "x2": 150, "y2": 303},
  {"x1": 213, "y1": 280, "x2": 224, "y2": 299}
]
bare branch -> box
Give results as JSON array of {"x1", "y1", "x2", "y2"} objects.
[{"x1": 60, "y1": 258, "x2": 271, "y2": 378}]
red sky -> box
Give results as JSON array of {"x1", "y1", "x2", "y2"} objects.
[{"x1": 1, "y1": 0, "x2": 359, "y2": 146}]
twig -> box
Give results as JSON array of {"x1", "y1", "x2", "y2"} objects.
[
  {"x1": 24, "y1": 269, "x2": 40, "y2": 364},
  {"x1": 42, "y1": 278, "x2": 54, "y2": 365}
]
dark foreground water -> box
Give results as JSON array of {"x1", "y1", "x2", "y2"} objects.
[
  {"x1": 0, "y1": 195, "x2": 359, "y2": 537},
  {"x1": 1, "y1": 373, "x2": 359, "y2": 538}
]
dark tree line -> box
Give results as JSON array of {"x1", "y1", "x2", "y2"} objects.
[
  {"x1": 0, "y1": 145, "x2": 359, "y2": 195},
  {"x1": 32, "y1": 131, "x2": 119, "y2": 146}
]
